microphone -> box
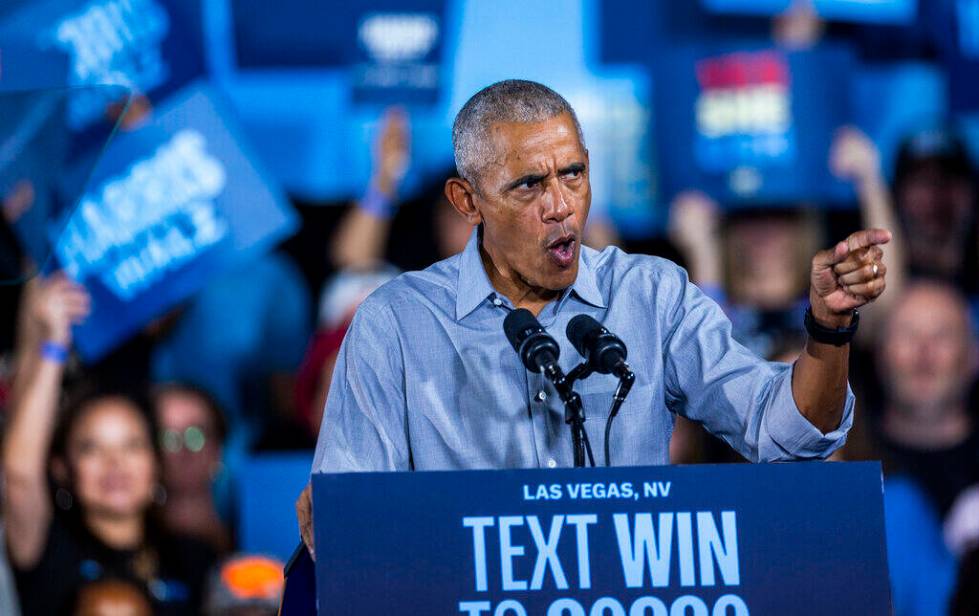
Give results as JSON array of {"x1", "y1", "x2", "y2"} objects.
[
  {"x1": 566, "y1": 314, "x2": 635, "y2": 467},
  {"x1": 566, "y1": 315, "x2": 630, "y2": 378},
  {"x1": 503, "y1": 308, "x2": 561, "y2": 374},
  {"x1": 504, "y1": 308, "x2": 596, "y2": 467}
]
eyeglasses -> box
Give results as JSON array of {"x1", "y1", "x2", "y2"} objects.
[{"x1": 160, "y1": 426, "x2": 209, "y2": 453}]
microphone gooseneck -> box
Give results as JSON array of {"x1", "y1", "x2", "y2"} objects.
[
  {"x1": 503, "y1": 309, "x2": 595, "y2": 467},
  {"x1": 566, "y1": 315, "x2": 636, "y2": 466}
]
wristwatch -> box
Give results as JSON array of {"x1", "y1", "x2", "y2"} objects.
[{"x1": 804, "y1": 307, "x2": 859, "y2": 346}]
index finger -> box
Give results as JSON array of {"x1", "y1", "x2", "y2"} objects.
[{"x1": 846, "y1": 228, "x2": 892, "y2": 253}]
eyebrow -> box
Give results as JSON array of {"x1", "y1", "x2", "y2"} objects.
[
  {"x1": 504, "y1": 172, "x2": 548, "y2": 192},
  {"x1": 503, "y1": 162, "x2": 586, "y2": 192}
]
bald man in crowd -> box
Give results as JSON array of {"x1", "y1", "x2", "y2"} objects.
[{"x1": 876, "y1": 281, "x2": 979, "y2": 518}]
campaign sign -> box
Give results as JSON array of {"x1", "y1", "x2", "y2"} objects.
[
  {"x1": 51, "y1": 81, "x2": 297, "y2": 360},
  {"x1": 701, "y1": 0, "x2": 916, "y2": 24},
  {"x1": 0, "y1": 0, "x2": 206, "y2": 135},
  {"x1": 945, "y1": 0, "x2": 979, "y2": 112},
  {"x1": 343, "y1": 0, "x2": 449, "y2": 106},
  {"x1": 655, "y1": 44, "x2": 853, "y2": 206},
  {"x1": 0, "y1": 87, "x2": 73, "y2": 265},
  {"x1": 231, "y1": 0, "x2": 447, "y2": 106},
  {"x1": 0, "y1": 41, "x2": 68, "y2": 90},
  {"x1": 313, "y1": 462, "x2": 890, "y2": 615}
]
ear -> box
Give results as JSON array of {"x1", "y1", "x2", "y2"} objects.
[{"x1": 444, "y1": 177, "x2": 482, "y2": 226}]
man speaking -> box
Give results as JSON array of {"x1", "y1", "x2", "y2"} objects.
[{"x1": 297, "y1": 79, "x2": 888, "y2": 550}]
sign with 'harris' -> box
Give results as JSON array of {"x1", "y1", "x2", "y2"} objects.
[
  {"x1": 53, "y1": 82, "x2": 296, "y2": 361},
  {"x1": 313, "y1": 462, "x2": 890, "y2": 615}
]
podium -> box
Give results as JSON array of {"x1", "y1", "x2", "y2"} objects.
[{"x1": 311, "y1": 462, "x2": 891, "y2": 615}]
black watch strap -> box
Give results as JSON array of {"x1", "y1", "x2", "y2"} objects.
[{"x1": 804, "y1": 307, "x2": 859, "y2": 346}]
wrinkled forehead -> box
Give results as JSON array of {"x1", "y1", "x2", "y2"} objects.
[{"x1": 480, "y1": 114, "x2": 585, "y2": 181}]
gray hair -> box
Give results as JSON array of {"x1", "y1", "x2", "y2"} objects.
[{"x1": 452, "y1": 79, "x2": 584, "y2": 186}]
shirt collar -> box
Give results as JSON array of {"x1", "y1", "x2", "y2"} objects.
[{"x1": 455, "y1": 227, "x2": 607, "y2": 321}]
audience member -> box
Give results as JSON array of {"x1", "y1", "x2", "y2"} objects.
[
  {"x1": 892, "y1": 127, "x2": 977, "y2": 292},
  {"x1": 73, "y1": 578, "x2": 153, "y2": 616},
  {"x1": 874, "y1": 282, "x2": 979, "y2": 519},
  {"x1": 2, "y1": 273, "x2": 214, "y2": 615},
  {"x1": 295, "y1": 268, "x2": 399, "y2": 438},
  {"x1": 668, "y1": 192, "x2": 816, "y2": 360},
  {"x1": 203, "y1": 554, "x2": 283, "y2": 616},
  {"x1": 150, "y1": 251, "x2": 311, "y2": 454},
  {"x1": 152, "y1": 383, "x2": 232, "y2": 555}
]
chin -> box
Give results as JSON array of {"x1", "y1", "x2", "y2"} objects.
[
  {"x1": 542, "y1": 269, "x2": 578, "y2": 291},
  {"x1": 90, "y1": 496, "x2": 149, "y2": 518}
]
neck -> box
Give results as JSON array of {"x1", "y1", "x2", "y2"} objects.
[
  {"x1": 479, "y1": 243, "x2": 561, "y2": 316},
  {"x1": 85, "y1": 511, "x2": 145, "y2": 550},
  {"x1": 883, "y1": 402, "x2": 972, "y2": 449}
]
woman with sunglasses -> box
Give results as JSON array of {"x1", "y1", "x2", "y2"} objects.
[{"x1": 2, "y1": 274, "x2": 214, "y2": 614}]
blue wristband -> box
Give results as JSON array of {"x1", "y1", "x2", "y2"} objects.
[
  {"x1": 40, "y1": 341, "x2": 68, "y2": 364},
  {"x1": 358, "y1": 185, "x2": 396, "y2": 219}
]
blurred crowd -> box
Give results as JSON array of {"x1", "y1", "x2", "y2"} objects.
[{"x1": 1, "y1": 3, "x2": 979, "y2": 616}]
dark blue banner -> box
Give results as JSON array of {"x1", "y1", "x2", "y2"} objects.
[
  {"x1": 231, "y1": 0, "x2": 448, "y2": 106},
  {"x1": 701, "y1": 0, "x2": 916, "y2": 24},
  {"x1": 654, "y1": 44, "x2": 854, "y2": 206},
  {"x1": 50, "y1": 82, "x2": 296, "y2": 360},
  {"x1": 313, "y1": 462, "x2": 890, "y2": 615}
]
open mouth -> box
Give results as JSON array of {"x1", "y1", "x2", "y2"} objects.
[{"x1": 546, "y1": 234, "x2": 577, "y2": 268}]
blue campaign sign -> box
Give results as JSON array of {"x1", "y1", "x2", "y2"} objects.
[
  {"x1": 942, "y1": 0, "x2": 979, "y2": 112},
  {"x1": 51, "y1": 81, "x2": 297, "y2": 361},
  {"x1": 313, "y1": 462, "x2": 890, "y2": 615},
  {"x1": 701, "y1": 0, "x2": 916, "y2": 24},
  {"x1": 0, "y1": 88, "x2": 72, "y2": 265},
  {"x1": 0, "y1": 0, "x2": 206, "y2": 134},
  {"x1": 230, "y1": 0, "x2": 448, "y2": 106},
  {"x1": 654, "y1": 44, "x2": 853, "y2": 207},
  {"x1": 0, "y1": 41, "x2": 69, "y2": 90}
]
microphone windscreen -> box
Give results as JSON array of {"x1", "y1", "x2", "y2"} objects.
[
  {"x1": 566, "y1": 314, "x2": 602, "y2": 357},
  {"x1": 503, "y1": 308, "x2": 539, "y2": 352}
]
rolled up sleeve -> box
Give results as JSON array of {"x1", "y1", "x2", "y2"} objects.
[{"x1": 660, "y1": 263, "x2": 853, "y2": 462}]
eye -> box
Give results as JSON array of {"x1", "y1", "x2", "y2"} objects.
[{"x1": 522, "y1": 178, "x2": 540, "y2": 189}]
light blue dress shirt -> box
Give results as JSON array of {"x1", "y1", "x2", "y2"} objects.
[{"x1": 312, "y1": 229, "x2": 853, "y2": 473}]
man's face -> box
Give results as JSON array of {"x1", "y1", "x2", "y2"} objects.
[
  {"x1": 471, "y1": 112, "x2": 590, "y2": 292},
  {"x1": 881, "y1": 285, "x2": 976, "y2": 414},
  {"x1": 897, "y1": 161, "x2": 975, "y2": 241}
]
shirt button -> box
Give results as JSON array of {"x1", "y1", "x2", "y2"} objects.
[
  {"x1": 547, "y1": 459, "x2": 557, "y2": 469},
  {"x1": 535, "y1": 390, "x2": 547, "y2": 402},
  {"x1": 492, "y1": 297, "x2": 503, "y2": 307}
]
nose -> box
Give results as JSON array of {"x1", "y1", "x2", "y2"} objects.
[{"x1": 541, "y1": 179, "x2": 574, "y2": 224}]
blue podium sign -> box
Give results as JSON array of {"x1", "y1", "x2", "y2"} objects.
[{"x1": 313, "y1": 462, "x2": 890, "y2": 615}]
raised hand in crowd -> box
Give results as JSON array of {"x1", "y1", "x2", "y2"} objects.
[
  {"x1": 332, "y1": 107, "x2": 411, "y2": 270},
  {"x1": 667, "y1": 189, "x2": 723, "y2": 290},
  {"x1": 3, "y1": 272, "x2": 89, "y2": 567},
  {"x1": 830, "y1": 126, "x2": 906, "y2": 326}
]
